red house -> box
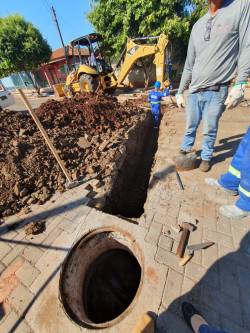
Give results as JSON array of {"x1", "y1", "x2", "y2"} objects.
[{"x1": 39, "y1": 47, "x2": 89, "y2": 87}]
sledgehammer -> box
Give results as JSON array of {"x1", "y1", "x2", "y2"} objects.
[
  {"x1": 179, "y1": 241, "x2": 215, "y2": 266},
  {"x1": 176, "y1": 222, "x2": 196, "y2": 258}
]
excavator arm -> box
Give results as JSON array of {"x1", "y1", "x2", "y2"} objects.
[{"x1": 115, "y1": 34, "x2": 169, "y2": 87}]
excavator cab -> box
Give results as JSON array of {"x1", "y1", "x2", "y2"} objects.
[
  {"x1": 71, "y1": 33, "x2": 111, "y2": 73},
  {"x1": 65, "y1": 33, "x2": 116, "y2": 95}
]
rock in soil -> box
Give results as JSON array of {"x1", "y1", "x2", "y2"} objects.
[{"x1": 0, "y1": 92, "x2": 146, "y2": 217}]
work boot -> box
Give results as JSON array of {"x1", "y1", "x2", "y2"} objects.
[
  {"x1": 205, "y1": 178, "x2": 239, "y2": 196},
  {"x1": 219, "y1": 205, "x2": 250, "y2": 219},
  {"x1": 182, "y1": 302, "x2": 208, "y2": 333},
  {"x1": 199, "y1": 160, "x2": 211, "y2": 172}
]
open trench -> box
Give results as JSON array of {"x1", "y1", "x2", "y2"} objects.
[{"x1": 103, "y1": 111, "x2": 159, "y2": 218}]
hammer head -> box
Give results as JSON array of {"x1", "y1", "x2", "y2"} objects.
[
  {"x1": 187, "y1": 249, "x2": 194, "y2": 256},
  {"x1": 181, "y1": 222, "x2": 196, "y2": 232}
]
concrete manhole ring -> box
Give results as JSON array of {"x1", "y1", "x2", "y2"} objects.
[{"x1": 59, "y1": 226, "x2": 144, "y2": 329}]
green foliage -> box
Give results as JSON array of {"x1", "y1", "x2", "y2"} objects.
[
  {"x1": 88, "y1": 0, "x2": 207, "y2": 61},
  {"x1": 0, "y1": 15, "x2": 52, "y2": 77}
]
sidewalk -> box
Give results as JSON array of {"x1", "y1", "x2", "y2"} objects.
[
  {"x1": 0, "y1": 183, "x2": 167, "y2": 333},
  {"x1": 142, "y1": 95, "x2": 250, "y2": 333},
  {"x1": 0, "y1": 94, "x2": 250, "y2": 333}
]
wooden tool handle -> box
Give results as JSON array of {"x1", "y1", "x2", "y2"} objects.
[
  {"x1": 17, "y1": 89, "x2": 72, "y2": 183},
  {"x1": 176, "y1": 228, "x2": 189, "y2": 257},
  {"x1": 179, "y1": 254, "x2": 193, "y2": 266}
]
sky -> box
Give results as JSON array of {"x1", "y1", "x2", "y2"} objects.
[{"x1": 0, "y1": 0, "x2": 93, "y2": 50}]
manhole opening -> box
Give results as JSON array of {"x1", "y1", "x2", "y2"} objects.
[
  {"x1": 84, "y1": 249, "x2": 141, "y2": 324},
  {"x1": 59, "y1": 229, "x2": 144, "y2": 329}
]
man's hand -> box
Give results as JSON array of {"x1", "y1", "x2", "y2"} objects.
[
  {"x1": 225, "y1": 83, "x2": 247, "y2": 109},
  {"x1": 176, "y1": 93, "x2": 185, "y2": 108}
]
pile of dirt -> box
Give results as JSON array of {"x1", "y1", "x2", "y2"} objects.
[{"x1": 0, "y1": 93, "x2": 146, "y2": 217}]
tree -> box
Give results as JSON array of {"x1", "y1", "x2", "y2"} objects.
[
  {"x1": 88, "y1": 0, "x2": 207, "y2": 85},
  {"x1": 0, "y1": 15, "x2": 52, "y2": 94},
  {"x1": 88, "y1": 0, "x2": 207, "y2": 58}
]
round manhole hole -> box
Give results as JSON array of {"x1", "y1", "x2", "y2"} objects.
[{"x1": 59, "y1": 227, "x2": 144, "y2": 329}]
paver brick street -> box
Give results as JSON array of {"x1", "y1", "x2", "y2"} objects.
[
  {"x1": 1, "y1": 1, "x2": 250, "y2": 332},
  {"x1": 0, "y1": 92, "x2": 250, "y2": 332}
]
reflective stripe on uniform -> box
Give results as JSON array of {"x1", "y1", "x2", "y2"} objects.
[
  {"x1": 239, "y1": 185, "x2": 250, "y2": 197},
  {"x1": 151, "y1": 101, "x2": 161, "y2": 104},
  {"x1": 228, "y1": 165, "x2": 241, "y2": 179}
]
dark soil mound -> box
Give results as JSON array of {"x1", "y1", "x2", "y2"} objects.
[{"x1": 0, "y1": 93, "x2": 146, "y2": 217}]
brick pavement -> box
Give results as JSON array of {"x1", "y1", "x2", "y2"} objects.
[
  {"x1": 143, "y1": 95, "x2": 250, "y2": 333},
  {"x1": 0, "y1": 93, "x2": 250, "y2": 332},
  {"x1": 0, "y1": 177, "x2": 168, "y2": 333},
  {"x1": 0, "y1": 183, "x2": 92, "y2": 332}
]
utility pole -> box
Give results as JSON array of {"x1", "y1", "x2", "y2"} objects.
[{"x1": 51, "y1": 6, "x2": 69, "y2": 74}]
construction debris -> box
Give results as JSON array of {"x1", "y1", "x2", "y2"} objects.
[{"x1": 0, "y1": 93, "x2": 147, "y2": 218}]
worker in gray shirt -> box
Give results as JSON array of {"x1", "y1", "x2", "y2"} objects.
[{"x1": 176, "y1": 0, "x2": 250, "y2": 172}]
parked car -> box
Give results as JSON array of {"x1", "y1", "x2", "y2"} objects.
[{"x1": 0, "y1": 81, "x2": 14, "y2": 110}]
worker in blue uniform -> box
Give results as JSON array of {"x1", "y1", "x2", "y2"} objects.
[
  {"x1": 206, "y1": 127, "x2": 250, "y2": 218},
  {"x1": 148, "y1": 81, "x2": 170, "y2": 128}
]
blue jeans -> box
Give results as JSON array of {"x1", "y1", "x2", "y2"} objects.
[
  {"x1": 151, "y1": 104, "x2": 161, "y2": 126},
  {"x1": 199, "y1": 324, "x2": 230, "y2": 333},
  {"x1": 181, "y1": 86, "x2": 228, "y2": 161}
]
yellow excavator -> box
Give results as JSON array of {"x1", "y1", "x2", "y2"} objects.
[{"x1": 64, "y1": 33, "x2": 169, "y2": 96}]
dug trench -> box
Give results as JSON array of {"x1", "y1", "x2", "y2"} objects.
[{"x1": 102, "y1": 116, "x2": 159, "y2": 218}]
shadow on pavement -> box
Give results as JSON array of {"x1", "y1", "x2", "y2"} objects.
[
  {"x1": 148, "y1": 165, "x2": 176, "y2": 190},
  {"x1": 0, "y1": 199, "x2": 92, "y2": 331},
  {"x1": 8, "y1": 264, "x2": 61, "y2": 333},
  {"x1": 0, "y1": 197, "x2": 88, "y2": 237},
  {"x1": 212, "y1": 133, "x2": 244, "y2": 166},
  {"x1": 0, "y1": 303, "x2": 5, "y2": 321},
  {"x1": 0, "y1": 237, "x2": 70, "y2": 252},
  {"x1": 156, "y1": 231, "x2": 250, "y2": 333}
]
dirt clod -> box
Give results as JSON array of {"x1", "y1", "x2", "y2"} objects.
[{"x1": 25, "y1": 220, "x2": 46, "y2": 235}]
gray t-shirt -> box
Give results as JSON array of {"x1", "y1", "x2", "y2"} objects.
[{"x1": 178, "y1": 0, "x2": 250, "y2": 94}]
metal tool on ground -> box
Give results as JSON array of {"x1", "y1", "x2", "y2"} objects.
[
  {"x1": 17, "y1": 89, "x2": 80, "y2": 189},
  {"x1": 176, "y1": 222, "x2": 196, "y2": 258},
  {"x1": 176, "y1": 170, "x2": 184, "y2": 190},
  {"x1": 179, "y1": 241, "x2": 215, "y2": 266}
]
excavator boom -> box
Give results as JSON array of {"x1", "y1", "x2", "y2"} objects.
[{"x1": 115, "y1": 34, "x2": 169, "y2": 87}]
